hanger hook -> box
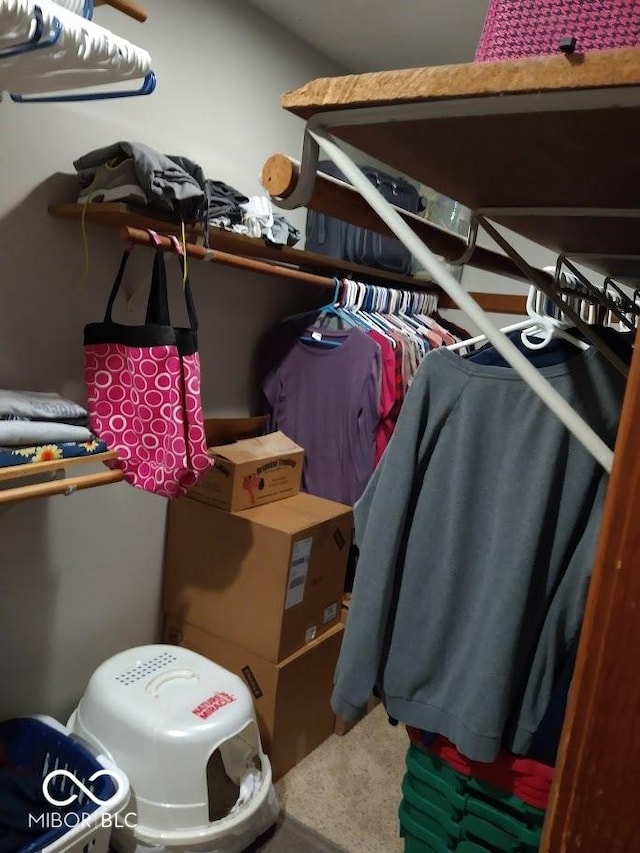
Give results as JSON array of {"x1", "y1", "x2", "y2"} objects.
[{"x1": 332, "y1": 277, "x2": 341, "y2": 305}]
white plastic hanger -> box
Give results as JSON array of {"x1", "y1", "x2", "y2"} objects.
[
  {"x1": 520, "y1": 285, "x2": 589, "y2": 351},
  {"x1": 447, "y1": 318, "x2": 534, "y2": 353}
]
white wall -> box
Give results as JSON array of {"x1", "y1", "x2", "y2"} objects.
[{"x1": 0, "y1": 0, "x2": 343, "y2": 721}]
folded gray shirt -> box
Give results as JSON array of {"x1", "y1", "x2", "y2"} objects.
[
  {"x1": 0, "y1": 390, "x2": 86, "y2": 420},
  {"x1": 74, "y1": 142, "x2": 204, "y2": 218},
  {"x1": 0, "y1": 421, "x2": 91, "y2": 446}
]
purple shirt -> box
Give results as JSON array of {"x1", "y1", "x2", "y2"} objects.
[{"x1": 263, "y1": 327, "x2": 381, "y2": 505}]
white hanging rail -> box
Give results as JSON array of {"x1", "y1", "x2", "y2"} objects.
[{"x1": 283, "y1": 126, "x2": 614, "y2": 473}]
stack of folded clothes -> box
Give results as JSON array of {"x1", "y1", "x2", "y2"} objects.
[
  {"x1": 207, "y1": 188, "x2": 301, "y2": 247},
  {"x1": 75, "y1": 141, "x2": 205, "y2": 223},
  {"x1": 0, "y1": 390, "x2": 108, "y2": 469},
  {"x1": 73, "y1": 140, "x2": 301, "y2": 247}
]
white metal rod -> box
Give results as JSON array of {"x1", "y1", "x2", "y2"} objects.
[{"x1": 310, "y1": 128, "x2": 614, "y2": 473}]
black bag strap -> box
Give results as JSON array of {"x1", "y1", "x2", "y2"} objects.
[
  {"x1": 103, "y1": 243, "x2": 198, "y2": 335},
  {"x1": 103, "y1": 247, "x2": 172, "y2": 327},
  {"x1": 145, "y1": 248, "x2": 172, "y2": 326},
  {"x1": 160, "y1": 235, "x2": 198, "y2": 334},
  {"x1": 103, "y1": 250, "x2": 133, "y2": 323}
]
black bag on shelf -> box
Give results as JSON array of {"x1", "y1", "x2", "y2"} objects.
[
  {"x1": 305, "y1": 161, "x2": 421, "y2": 275},
  {"x1": 304, "y1": 161, "x2": 350, "y2": 260}
]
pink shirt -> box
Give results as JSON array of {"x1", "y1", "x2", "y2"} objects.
[{"x1": 368, "y1": 329, "x2": 396, "y2": 464}]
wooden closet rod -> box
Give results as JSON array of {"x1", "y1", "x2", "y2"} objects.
[
  {"x1": 261, "y1": 153, "x2": 546, "y2": 286},
  {"x1": 0, "y1": 469, "x2": 123, "y2": 505},
  {"x1": 120, "y1": 227, "x2": 333, "y2": 287},
  {"x1": 120, "y1": 226, "x2": 526, "y2": 314},
  {"x1": 93, "y1": 0, "x2": 148, "y2": 23}
]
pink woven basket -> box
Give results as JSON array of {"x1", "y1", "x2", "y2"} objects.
[{"x1": 475, "y1": 0, "x2": 640, "y2": 62}]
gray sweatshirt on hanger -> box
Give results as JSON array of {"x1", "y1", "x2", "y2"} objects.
[{"x1": 332, "y1": 346, "x2": 624, "y2": 761}]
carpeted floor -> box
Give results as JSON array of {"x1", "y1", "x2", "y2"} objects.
[
  {"x1": 247, "y1": 815, "x2": 350, "y2": 852},
  {"x1": 275, "y1": 704, "x2": 407, "y2": 853}
]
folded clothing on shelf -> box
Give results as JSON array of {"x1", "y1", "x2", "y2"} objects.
[
  {"x1": 0, "y1": 390, "x2": 93, "y2": 447},
  {"x1": 73, "y1": 142, "x2": 302, "y2": 247},
  {"x1": 210, "y1": 194, "x2": 301, "y2": 247},
  {"x1": 0, "y1": 439, "x2": 108, "y2": 469},
  {"x1": 0, "y1": 415, "x2": 89, "y2": 428},
  {"x1": 77, "y1": 157, "x2": 148, "y2": 208},
  {"x1": 74, "y1": 141, "x2": 206, "y2": 222},
  {"x1": 0, "y1": 421, "x2": 92, "y2": 446},
  {"x1": 0, "y1": 389, "x2": 86, "y2": 420},
  {"x1": 204, "y1": 178, "x2": 249, "y2": 225}
]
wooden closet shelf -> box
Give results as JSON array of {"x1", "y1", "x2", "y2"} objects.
[
  {"x1": 47, "y1": 202, "x2": 444, "y2": 288},
  {"x1": 0, "y1": 451, "x2": 123, "y2": 505},
  {"x1": 261, "y1": 153, "x2": 537, "y2": 285},
  {"x1": 48, "y1": 203, "x2": 527, "y2": 315},
  {"x1": 280, "y1": 48, "x2": 640, "y2": 280}
]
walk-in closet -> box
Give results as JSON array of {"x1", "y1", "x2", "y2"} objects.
[{"x1": 2, "y1": 2, "x2": 639, "y2": 852}]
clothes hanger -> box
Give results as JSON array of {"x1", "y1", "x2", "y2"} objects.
[
  {"x1": 361, "y1": 284, "x2": 397, "y2": 342},
  {"x1": 0, "y1": 2, "x2": 62, "y2": 58},
  {"x1": 448, "y1": 260, "x2": 597, "y2": 355},
  {"x1": 369, "y1": 286, "x2": 400, "y2": 345},
  {"x1": 3, "y1": 0, "x2": 156, "y2": 101},
  {"x1": 283, "y1": 277, "x2": 345, "y2": 325},
  {"x1": 520, "y1": 285, "x2": 589, "y2": 351},
  {"x1": 340, "y1": 281, "x2": 378, "y2": 333},
  {"x1": 602, "y1": 277, "x2": 637, "y2": 332},
  {"x1": 297, "y1": 278, "x2": 345, "y2": 348},
  {"x1": 447, "y1": 318, "x2": 534, "y2": 353}
]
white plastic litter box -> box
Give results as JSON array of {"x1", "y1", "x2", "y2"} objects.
[{"x1": 68, "y1": 644, "x2": 278, "y2": 853}]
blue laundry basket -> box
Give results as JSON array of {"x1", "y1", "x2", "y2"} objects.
[{"x1": 0, "y1": 715, "x2": 129, "y2": 853}]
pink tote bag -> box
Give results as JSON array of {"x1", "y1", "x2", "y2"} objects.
[{"x1": 84, "y1": 245, "x2": 212, "y2": 498}]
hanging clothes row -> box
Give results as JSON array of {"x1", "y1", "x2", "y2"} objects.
[{"x1": 260, "y1": 278, "x2": 471, "y2": 506}]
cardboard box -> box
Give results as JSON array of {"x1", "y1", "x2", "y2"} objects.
[
  {"x1": 189, "y1": 418, "x2": 304, "y2": 512},
  {"x1": 163, "y1": 492, "x2": 353, "y2": 662},
  {"x1": 164, "y1": 618, "x2": 344, "y2": 781}
]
